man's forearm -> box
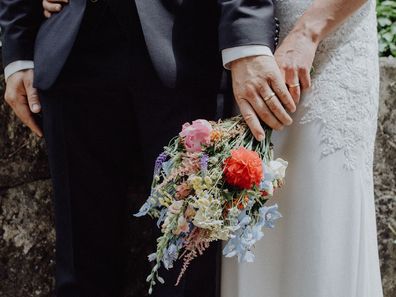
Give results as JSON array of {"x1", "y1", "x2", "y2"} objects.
[
  {"x1": 0, "y1": 0, "x2": 43, "y2": 66},
  {"x1": 217, "y1": 0, "x2": 277, "y2": 51}
]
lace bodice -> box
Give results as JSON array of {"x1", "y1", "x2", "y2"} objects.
[{"x1": 275, "y1": 0, "x2": 379, "y2": 171}]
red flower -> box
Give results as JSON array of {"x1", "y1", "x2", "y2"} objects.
[{"x1": 223, "y1": 147, "x2": 263, "y2": 189}]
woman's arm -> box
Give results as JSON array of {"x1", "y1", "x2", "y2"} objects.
[
  {"x1": 275, "y1": 0, "x2": 368, "y2": 103},
  {"x1": 293, "y1": 0, "x2": 368, "y2": 45}
]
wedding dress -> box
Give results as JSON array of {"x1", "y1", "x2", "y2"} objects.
[{"x1": 221, "y1": 1, "x2": 384, "y2": 296}]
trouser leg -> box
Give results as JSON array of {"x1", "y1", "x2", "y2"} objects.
[{"x1": 40, "y1": 85, "x2": 143, "y2": 297}]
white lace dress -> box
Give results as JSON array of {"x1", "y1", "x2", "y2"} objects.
[{"x1": 221, "y1": 1, "x2": 384, "y2": 296}]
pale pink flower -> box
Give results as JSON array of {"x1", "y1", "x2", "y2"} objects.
[
  {"x1": 179, "y1": 120, "x2": 213, "y2": 152},
  {"x1": 175, "y1": 182, "x2": 192, "y2": 200},
  {"x1": 174, "y1": 216, "x2": 190, "y2": 235}
]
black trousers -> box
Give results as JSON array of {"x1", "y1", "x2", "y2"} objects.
[{"x1": 39, "y1": 2, "x2": 220, "y2": 296}]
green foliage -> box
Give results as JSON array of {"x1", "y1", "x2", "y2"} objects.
[{"x1": 377, "y1": 0, "x2": 396, "y2": 57}]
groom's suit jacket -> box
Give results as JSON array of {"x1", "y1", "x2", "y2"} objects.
[{"x1": 0, "y1": 0, "x2": 277, "y2": 90}]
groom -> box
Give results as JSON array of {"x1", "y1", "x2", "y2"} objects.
[{"x1": 0, "y1": 0, "x2": 293, "y2": 296}]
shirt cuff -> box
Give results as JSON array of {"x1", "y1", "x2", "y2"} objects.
[
  {"x1": 222, "y1": 45, "x2": 273, "y2": 69},
  {"x1": 4, "y1": 60, "x2": 35, "y2": 81}
]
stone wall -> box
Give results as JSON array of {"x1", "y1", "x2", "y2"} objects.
[
  {"x1": 376, "y1": 57, "x2": 396, "y2": 297},
  {"x1": 0, "y1": 58, "x2": 395, "y2": 297}
]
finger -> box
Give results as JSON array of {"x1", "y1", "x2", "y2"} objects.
[
  {"x1": 237, "y1": 98, "x2": 266, "y2": 141},
  {"x1": 248, "y1": 93, "x2": 283, "y2": 130},
  {"x1": 285, "y1": 68, "x2": 301, "y2": 104},
  {"x1": 42, "y1": 1, "x2": 63, "y2": 13},
  {"x1": 270, "y1": 73, "x2": 296, "y2": 113},
  {"x1": 13, "y1": 95, "x2": 43, "y2": 137},
  {"x1": 299, "y1": 67, "x2": 311, "y2": 90},
  {"x1": 260, "y1": 86, "x2": 293, "y2": 127},
  {"x1": 24, "y1": 76, "x2": 41, "y2": 113},
  {"x1": 44, "y1": 10, "x2": 52, "y2": 18}
]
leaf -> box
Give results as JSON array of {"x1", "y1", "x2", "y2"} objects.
[
  {"x1": 378, "y1": 17, "x2": 392, "y2": 27},
  {"x1": 383, "y1": 32, "x2": 394, "y2": 42}
]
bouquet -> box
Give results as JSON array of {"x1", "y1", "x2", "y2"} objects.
[{"x1": 135, "y1": 115, "x2": 288, "y2": 294}]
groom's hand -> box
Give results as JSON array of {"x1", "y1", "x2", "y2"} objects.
[
  {"x1": 4, "y1": 69, "x2": 43, "y2": 137},
  {"x1": 230, "y1": 55, "x2": 296, "y2": 141}
]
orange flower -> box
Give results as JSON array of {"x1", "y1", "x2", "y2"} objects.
[
  {"x1": 210, "y1": 130, "x2": 222, "y2": 143},
  {"x1": 223, "y1": 147, "x2": 263, "y2": 189}
]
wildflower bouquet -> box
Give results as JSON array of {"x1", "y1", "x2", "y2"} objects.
[{"x1": 135, "y1": 115, "x2": 287, "y2": 294}]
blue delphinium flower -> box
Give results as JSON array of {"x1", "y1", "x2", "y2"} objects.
[
  {"x1": 223, "y1": 204, "x2": 282, "y2": 262},
  {"x1": 156, "y1": 208, "x2": 168, "y2": 228},
  {"x1": 134, "y1": 189, "x2": 160, "y2": 217},
  {"x1": 134, "y1": 201, "x2": 152, "y2": 217},
  {"x1": 162, "y1": 243, "x2": 179, "y2": 269},
  {"x1": 148, "y1": 253, "x2": 157, "y2": 262},
  {"x1": 259, "y1": 204, "x2": 282, "y2": 229},
  {"x1": 161, "y1": 159, "x2": 173, "y2": 176},
  {"x1": 223, "y1": 212, "x2": 256, "y2": 262}
]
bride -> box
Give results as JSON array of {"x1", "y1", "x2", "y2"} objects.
[
  {"x1": 42, "y1": 0, "x2": 384, "y2": 296},
  {"x1": 223, "y1": 0, "x2": 384, "y2": 296}
]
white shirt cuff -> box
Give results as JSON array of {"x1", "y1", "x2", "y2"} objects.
[
  {"x1": 222, "y1": 45, "x2": 273, "y2": 69},
  {"x1": 4, "y1": 60, "x2": 35, "y2": 81}
]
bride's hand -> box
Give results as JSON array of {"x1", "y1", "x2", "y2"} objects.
[
  {"x1": 42, "y1": 0, "x2": 68, "y2": 18},
  {"x1": 275, "y1": 30, "x2": 318, "y2": 104}
]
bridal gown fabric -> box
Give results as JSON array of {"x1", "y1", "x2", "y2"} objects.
[{"x1": 221, "y1": 1, "x2": 384, "y2": 297}]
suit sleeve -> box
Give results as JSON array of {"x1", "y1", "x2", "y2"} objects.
[
  {"x1": 0, "y1": 0, "x2": 43, "y2": 67},
  {"x1": 218, "y1": 0, "x2": 277, "y2": 52}
]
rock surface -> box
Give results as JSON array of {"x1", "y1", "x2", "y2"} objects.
[
  {"x1": 0, "y1": 58, "x2": 395, "y2": 297},
  {"x1": 375, "y1": 57, "x2": 396, "y2": 297}
]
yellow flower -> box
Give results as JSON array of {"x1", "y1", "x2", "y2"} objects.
[{"x1": 204, "y1": 176, "x2": 213, "y2": 186}]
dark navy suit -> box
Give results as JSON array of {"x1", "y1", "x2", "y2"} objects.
[{"x1": 0, "y1": 1, "x2": 277, "y2": 296}]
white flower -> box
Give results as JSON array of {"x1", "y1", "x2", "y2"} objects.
[
  {"x1": 260, "y1": 180, "x2": 274, "y2": 195},
  {"x1": 268, "y1": 158, "x2": 288, "y2": 180},
  {"x1": 169, "y1": 200, "x2": 184, "y2": 214}
]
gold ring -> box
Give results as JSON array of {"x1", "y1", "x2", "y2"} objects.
[
  {"x1": 263, "y1": 92, "x2": 276, "y2": 102},
  {"x1": 288, "y1": 83, "x2": 300, "y2": 88}
]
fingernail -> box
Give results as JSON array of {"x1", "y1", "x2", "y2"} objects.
[
  {"x1": 31, "y1": 103, "x2": 41, "y2": 113},
  {"x1": 257, "y1": 134, "x2": 265, "y2": 141}
]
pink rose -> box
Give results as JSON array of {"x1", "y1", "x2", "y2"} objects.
[{"x1": 179, "y1": 119, "x2": 213, "y2": 152}]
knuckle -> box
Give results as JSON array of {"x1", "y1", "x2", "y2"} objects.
[
  {"x1": 259, "y1": 111, "x2": 271, "y2": 122},
  {"x1": 258, "y1": 84, "x2": 266, "y2": 95},
  {"x1": 273, "y1": 86, "x2": 287, "y2": 99},
  {"x1": 4, "y1": 92, "x2": 15, "y2": 105},
  {"x1": 271, "y1": 104, "x2": 281, "y2": 114},
  {"x1": 298, "y1": 66, "x2": 309, "y2": 75},
  {"x1": 241, "y1": 84, "x2": 255, "y2": 99},
  {"x1": 284, "y1": 64, "x2": 295, "y2": 73},
  {"x1": 265, "y1": 72, "x2": 276, "y2": 81},
  {"x1": 244, "y1": 112, "x2": 256, "y2": 123},
  {"x1": 28, "y1": 94, "x2": 39, "y2": 102}
]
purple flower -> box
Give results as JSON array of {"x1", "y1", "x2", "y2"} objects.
[
  {"x1": 154, "y1": 152, "x2": 168, "y2": 175},
  {"x1": 200, "y1": 154, "x2": 209, "y2": 175}
]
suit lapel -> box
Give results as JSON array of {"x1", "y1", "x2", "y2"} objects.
[{"x1": 134, "y1": 0, "x2": 177, "y2": 87}]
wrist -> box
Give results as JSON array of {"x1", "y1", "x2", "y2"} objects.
[
  {"x1": 229, "y1": 55, "x2": 273, "y2": 71},
  {"x1": 4, "y1": 60, "x2": 34, "y2": 82},
  {"x1": 292, "y1": 11, "x2": 333, "y2": 46}
]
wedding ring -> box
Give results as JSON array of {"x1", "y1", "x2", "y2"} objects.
[
  {"x1": 288, "y1": 83, "x2": 300, "y2": 88},
  {"x1": 263, "y1": 92, "x2": 276, "y2": 102}
]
